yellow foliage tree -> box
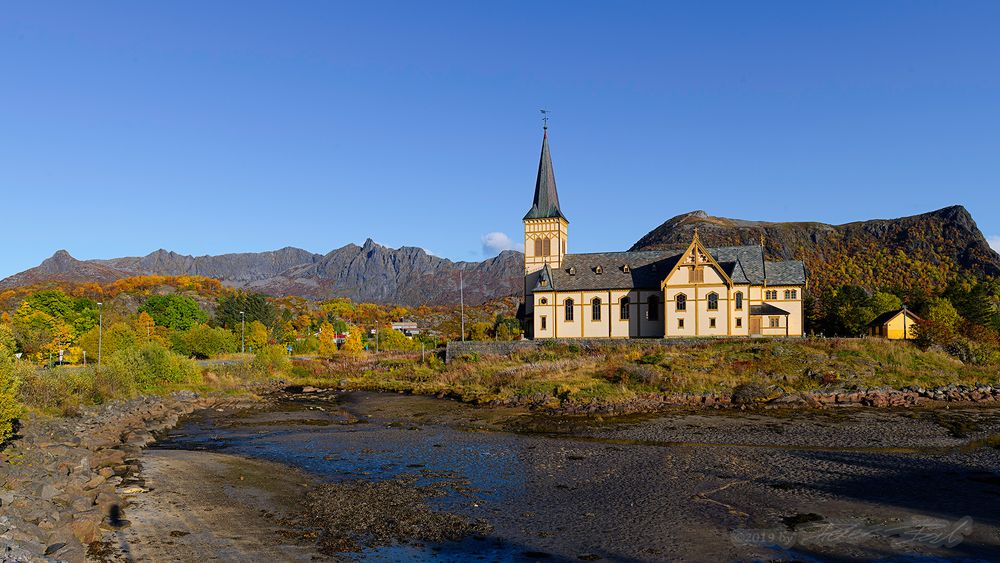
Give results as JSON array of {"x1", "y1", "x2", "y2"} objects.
[
  {"x1": 246, "y1": 320, "x2": 269, "y2": 352},
  {"x1": 340, "y1": 326, "x2": 364, "y2": 355},
  {"x1": 318, "y1": 322, "x2": 338, "y2": 357}
]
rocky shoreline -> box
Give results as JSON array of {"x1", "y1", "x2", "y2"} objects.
[{"x1": 0, "y1": 385, "x2": 279, "y2": 563}]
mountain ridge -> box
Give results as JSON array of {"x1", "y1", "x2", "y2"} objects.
[
  {"x1": 4, "y1": 205, "x2": 997, "y2": 305},
  {"x1": 1, "y1": 241, "x2": 524, "y2": 306}
]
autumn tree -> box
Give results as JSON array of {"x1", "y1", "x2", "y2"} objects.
[
  {"x1": 340, "y1": 326, "x2": 364, "y2": 355},
  {"x1": 317, "y1": 322, "x2": 338, "y2": 357},
  {"x1": 246, "y1": 320, "x2": 270, "y2": 352}
]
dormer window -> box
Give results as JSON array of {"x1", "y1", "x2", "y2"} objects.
[
  {"x1": 622, "y1": 265, "x2": 630, "y2": 273},
  {"x1": 540, "y1": 278, "x2": 548, "y2": 287},
  {"x1": 568, "y1": 266, "x2": 576, "y2": 276},
  {"x1": 595, "y1": 266, "x2": 603, "y2": 274}
]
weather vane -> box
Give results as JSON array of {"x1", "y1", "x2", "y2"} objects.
[{"x1": 540, "y1": 109, "x2": 550, "y2": 129}]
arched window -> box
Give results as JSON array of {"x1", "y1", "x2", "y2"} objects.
[
  {"x1": 592, "y1": 297, "x2": 602, "y2": 321},
  {"x1": 565, "y1": 298, "x2": 574, "y2": 321},
  {"x1": 675, "y1": 293, "x2": 687, "y2": 311},
  {"x1": 542, "y1": 238, "x2": 552, "y2": 256},
  {"x1": 648, "y1": 295, "x2": 660, "y2": 320},
  {"x1": 735, "y1": 291, "x2": 743, "y2": 310},
  {"x1": 620, "y1": 297, "x2": 630, "y2": 320},
  {"x1": 534, "y1": 239, "x2": 543, "y2": 257},
  {"x1": 707, "y1": 292, "x2": 719, "y2": 311}
]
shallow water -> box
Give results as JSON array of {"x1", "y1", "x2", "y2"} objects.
[{"x1": 152, "y1": 391, "x2": 1000, "y2": 561}]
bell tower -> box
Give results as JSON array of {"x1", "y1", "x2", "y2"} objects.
[{"x1": 523, "y1": 125, "x2": 568, "y2": 274}]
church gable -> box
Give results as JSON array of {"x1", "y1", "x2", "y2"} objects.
[{"x1": 661, "y1": 235, "x2": 733, "y2": 288}]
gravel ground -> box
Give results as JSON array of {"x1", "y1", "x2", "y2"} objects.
[{"x1": 137, "y1": 391, "x2": 1000, "y2": 561}]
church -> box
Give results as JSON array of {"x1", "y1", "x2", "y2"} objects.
[{"x1": 522, "y1": 127, "x2": 807, "y2": 339}]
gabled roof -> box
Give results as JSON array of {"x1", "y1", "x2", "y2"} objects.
[
  {"x1": 533, "y1": 250, "x2": 680, "y2": 292},
  {"x1": 867, "y1": 308, "x2": 921, "y2": 327},
  {"x1": 751, "y1": 303, "x2": 791, "y2": 316},
  {"x1": 531, "y1": 245, "x2": 806, "y2": 293},
  {"x1": 523, "y1": 129, "x2": 565, "y2": 220}
]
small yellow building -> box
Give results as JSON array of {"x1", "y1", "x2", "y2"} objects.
[
  {"x1": 867, "y1": 308, "x2": 920, "y2": 340},
  {"x1": 521, "y1": 127, "x2": 807, "y2": 339}
]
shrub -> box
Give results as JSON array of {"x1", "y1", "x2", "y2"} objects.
[
  {"x1": 0, "y1": 349, "x2": 22, "y2": 443},
  {"x1": 252, "y1": 345, "x2": 291, "y2": 374},
  {"x1": 17, "y1": 364, "x2": 95, "y2": 414},
  {"x1": 107, "y1": 342, "x2": 200, "y2": 390}
]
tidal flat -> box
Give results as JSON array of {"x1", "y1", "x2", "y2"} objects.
[{"x1": 104, "y1": 390, "x2": 1000, "y2": 561}]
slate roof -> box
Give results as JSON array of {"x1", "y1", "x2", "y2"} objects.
[
  {"x1": 531, "y1": 245, "x2": 806, "y2": 292},
  {"x1": 867, "y1": 308, "x2": 922, "y2": 327},
  {"x1": 751, "y1": 303, "x2": 791, "y2": 316},
  {"x1": 523, "y1": 129, "x2": 566, "y2": 220}
]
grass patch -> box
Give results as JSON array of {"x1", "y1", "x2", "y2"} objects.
[{"x1": 286, "y1": 338, "x2": 997, "y2": 409}]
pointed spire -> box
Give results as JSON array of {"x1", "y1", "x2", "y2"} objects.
[{"x1": 524, "y1": 127, "x2": 565, "y2": 221}]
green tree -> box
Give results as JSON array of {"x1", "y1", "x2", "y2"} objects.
[
  {"x1": 817, "y1": 285, "x2": 873, "y2": 337},
  {"x1": 924, "y1": 298, "x2": 962, "y2": 331},
  {"x1": 868, "y1": 291, "x2": 903, "y2": 317},
  {"x1": 138, "y1": 294, "x2": 208, "y2": 330},
  {"x1": 170, "y1": 325, "x2": 237, "y2": 359},
  {"x1": 79, "y1": 322, "x2": 137, "y2": 360},
  {"x1": 215, "y1": 292, "x2": 276, "y2": 329}
]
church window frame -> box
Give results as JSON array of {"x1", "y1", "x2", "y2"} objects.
[
  {"x1": 620, "y1": 297, "x2": 630, "y2": 320},
  {"x1": 707, "y1": 292, "x2": 719, "y2": 311},
  {"x1": 675, "y1": 293, "x2": 687, "y2": 312},
  {"x1": 735, "y1": 291, "x2": 744, "y2": 310},
  {"x1": 564, "y1": 298, "x2": 575, "y2": 322},
  {"x1": 591, "y1": 297, "x2": 602, "y2": 321}
]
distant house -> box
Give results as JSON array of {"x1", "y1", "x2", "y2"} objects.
[
  {"x1": 868, "y1": 308, "x2": 920, "y2": 340},
  {"x1": 391, "y1": 322, "x2": 420, "y2": 337}
]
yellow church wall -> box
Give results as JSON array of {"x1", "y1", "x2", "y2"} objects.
[{"x1": 730, "y1": 286, "x2": 750, "y2": 336}]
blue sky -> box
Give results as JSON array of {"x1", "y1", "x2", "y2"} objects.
[{"x1": 2, "y1": 2, "x2": 999, "y2": 279}]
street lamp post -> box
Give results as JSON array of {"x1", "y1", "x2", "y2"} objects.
[
  {"x1": 97, "y1": 302, "x2": 103, "y2": 367},
  {"x1": 460, "y1": 269, "x2": 465, "y2": 342},
  {"x1": 240, "y1": 311, "x2": 246, "y2": 354}
]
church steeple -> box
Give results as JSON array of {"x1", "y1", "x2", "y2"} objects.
[
  {"x1": 523, "y1": 125, "x2": 569, "y2": 275},
  {"x1": 523, "y1": 128, "x2": 565, "y2": 220}
]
